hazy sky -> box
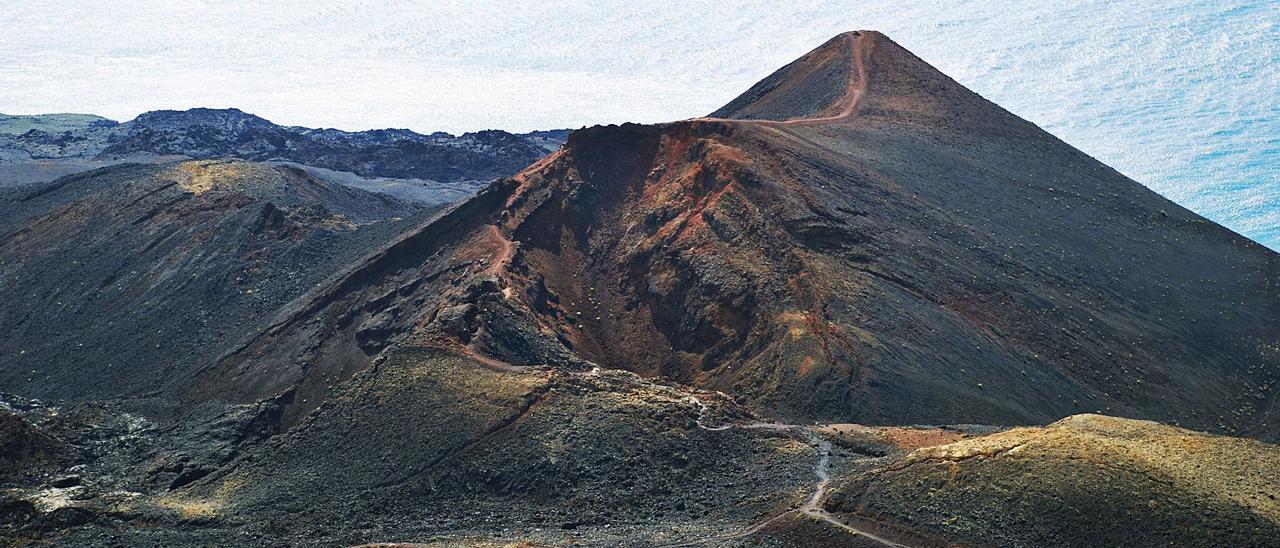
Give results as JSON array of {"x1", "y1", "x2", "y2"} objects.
[{"x1": 1, "y1": 1, "x2": 1276, "y2": 247}]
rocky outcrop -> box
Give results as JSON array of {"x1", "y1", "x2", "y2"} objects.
[
  {"x1": 0, "y1": 407, "x2": 68, "y2": 482},
  {"x1": 101, "y1": 109, "x2": 568, "y2": 183}
]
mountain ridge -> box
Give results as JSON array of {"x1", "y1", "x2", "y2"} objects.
[{"x1": 0, "y1": 108, "x2": 570, "y2": 189}]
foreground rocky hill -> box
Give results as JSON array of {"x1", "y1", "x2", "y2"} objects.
[
  {"x1": 824, "y1": 414, "x2": 1280, "y2": 546},
  {"x1": 1, "y1": 31, "x2": 1277, "y2": 547}
]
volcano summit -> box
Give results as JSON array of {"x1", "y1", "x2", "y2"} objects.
[{"x1": 1, "y1": 31, "x2": 1277, "y2": 547}]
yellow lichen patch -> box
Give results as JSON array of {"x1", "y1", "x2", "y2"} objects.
[
  {"x1": 780, "y1": 311, "x2": 808, "y2": 340},
  {"x1": 158, "y1": 498, "x2": 224, "y2": 520},
  {"x1": 881, "y1": 414, "x2": 1280, "y2": 523},
  {"x1": 1044, "y1": 414, "x2": 1280, "y2": 522},
  {"x1": 771, "y1": 437, "x2": 815, "y2": 457},
  {"x1": 27, "y1": 486, "x2": 82, "y2": 513},
  {"x1": 894, "y1": 429, "x2": 1032, "y2": 469},
  {"x1": 152, "y1": 473, "x2": 246, "y2": 520},
  {"x1": 170, "y1": 160, "x2": 255, "y2": 195}
]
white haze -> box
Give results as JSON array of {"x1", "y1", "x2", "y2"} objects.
[{"x1": 1, "y1": 1, "x2": 1275, "y2": 248}]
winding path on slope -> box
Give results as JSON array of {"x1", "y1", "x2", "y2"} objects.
[
  {"x1": 661, "y1": 396, "x2": 912, "y2": 548},
  {"x1": 426, "y1": 343, "x2": 909, "y2": 546},
  {"x1": 483, "y1": 224, "x2": 516, "y2": 277},
  {"x1": 449, "y1": 36, "x2": 894, "y2": 536},
  {"x1": 454, "y1": 224, "x2": 528, "y2": 372},
  {"x1": 694, "y1": 32, "x2": 870, "y2": 128}
]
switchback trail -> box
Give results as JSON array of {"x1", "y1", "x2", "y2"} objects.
[
  {"x1": 449, "y1": 316, "x2": 909, "y2": 546},
  {"x1": 660, "y1": 396, "x2": 912, "y2": 547}
]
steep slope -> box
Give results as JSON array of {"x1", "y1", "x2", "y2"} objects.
[
  {"x1": 0, "y1": 160, "x2": 430, "y2": 399},
  {"x1": 708, "y1": 32, "x2": 858, "y2": 121},
  {"x1": 823, "y1": 414, "x2": 1280, "y2": 546},
  {"x1": 199, "y1": 31, "x2": 1278, "y2": 439}
]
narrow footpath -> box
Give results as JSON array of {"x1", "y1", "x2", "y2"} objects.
[{"x1": 659, "y1": 396, "x2": 912, "y2": 547}]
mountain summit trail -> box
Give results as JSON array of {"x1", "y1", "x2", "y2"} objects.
[{"x1": 698, "y1": 31, "x2": 870, "y2": 127}]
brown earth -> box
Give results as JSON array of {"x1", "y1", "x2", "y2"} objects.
[{"x1": 818, "y1": 424, "x2": 968, "y2": 452}]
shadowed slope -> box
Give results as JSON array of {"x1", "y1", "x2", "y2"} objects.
[{"x1": 0, "y1": 160, "x2": 427, "y2": 399}]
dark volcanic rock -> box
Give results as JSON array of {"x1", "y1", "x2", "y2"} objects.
[
  {"x1": 0, "y1": 109, "x2": 569, "y2": 188},
  {"x1": 101, "y1": 109, "x2": 567, "y2": 183},
  {"x1": 0, "y1": 408, "x2": 68, "y2": 482}
]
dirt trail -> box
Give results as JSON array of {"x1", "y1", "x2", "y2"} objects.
[
  {"x1": 453, "y1": 224, "x2": 526, "y2": 372},
  {"x1": 798, "y1": 430, "x2": 910, "y2": 547},
  {"x1": 457, "y1": 347, "x2": 530, "y2": 373},
  {"x1": 397, "y1": 341, "x2": 907, "y2": 545},
  {"x1": 483, "y1": 224, "x2": 516, "y2": 276},
  {"x1": 667, "y1": 396, "x2": 913, "y2": 547},
  {"x1": 693, "y1": 32, "x2": 869, "y2": 128}
]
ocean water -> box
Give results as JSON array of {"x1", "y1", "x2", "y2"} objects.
[
  {"x1": 869, "y1": 1, "x2": 1279, "y2": 250},
  {"x1": 1, "y1": 1, "x2": 1276, "y2": 248}
]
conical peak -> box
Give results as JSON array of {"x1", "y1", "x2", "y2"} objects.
[
  {"x1": 706, "y1": 30, "x2": 1009, "y2": 129},
  {"x1": 707, "y1": 31, "x2": 875, "y2": 123}
]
